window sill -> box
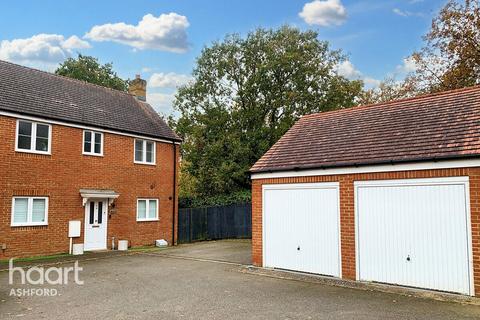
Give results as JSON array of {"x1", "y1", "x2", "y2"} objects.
[
  {"x1": 82, "y1": 152, "x2": 104, "y2": 157},
  {"x1": 134, "y1": 161, "x2": 156, "y2": 166},
  {"x1": 11, "y1": 222, "x2": 48, "y2": 227},
  {"x1": 136, "y1": 218, "x2": 159, "y2": 222},
  {"x1": 15, "y1": 149, "x2": 51, "y2": 156}
]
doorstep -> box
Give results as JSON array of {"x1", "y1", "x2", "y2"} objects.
[{"x1": 239, "y1": 265, "x2": 480, "y2": 306}]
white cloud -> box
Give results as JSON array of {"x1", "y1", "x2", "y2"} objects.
[
  {"x1": 0, "y1": 34, "x2": 90, "y2": 63},
  {"x1": 393, "y1": 8, "x2": 423, "y2": 17},
  {"x1": 85, "y1": 13, "x2": 190, "y2": 53},
  {"x1": 336, "y1": 60, "x2": 380, "y2": 89},
  {"x1": 336, "y1": 60, "x2": 361, "y2": 79},
  {"x1": 299, "y1": 0, "x2": 347, "y2": 26},
  {"x1": 0, "y1": 34, "x2": 90, "y2": 69},
  {"x1": 61, "y1": 35, "x2": 91, "y2": 50},
  {"x1": 149, "y1": 72, "x2": 191, "y2": 88},
  {"x1": 147, "y1": 92, "x2": 175, "y2": 114},
  {"x1": 147, "y1": 71, "x2": 191, "y2": 114},
  {"x1": 363, "y1": 77, "x2": 381, "y2": 88},
  {"x1": 393, "y1": 8, "x2": 408, "y2": 16},
  {"x1": 396, "y1": 57, "x2": 417, "y2": 74}
]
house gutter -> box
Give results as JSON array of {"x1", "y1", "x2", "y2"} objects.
[
  {"x1": 172, "y1": 142, "x2": 177, "y2": 246},
  {"x1": 0, "y1": 109, "x2": 182, "y2": 144}
]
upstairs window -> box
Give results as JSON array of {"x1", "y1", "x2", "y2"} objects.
[
  {"x1": 83, "y1": 130, "x2": 103, "y2": 156},
  {"x1": 16, "y1": 120, "x2": 51, "y2": 154},
  {"x1": 134, "y1": 139, "x2": 155, "y2": 165},
  {"x1": 11, "y1": 197, "x2": 48, "y2": 227}
]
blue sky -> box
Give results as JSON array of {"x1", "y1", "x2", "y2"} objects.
[{"x1": 0, "y1": 0, "x2": 445, "y2": 115}]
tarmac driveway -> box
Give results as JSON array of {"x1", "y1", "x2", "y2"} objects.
[
  {"x1": 1, "y1": 240, "x2": 480, "y2": 320},
  {"x1": 154, "y1": 239, "x2": 252, "y2": 264}
]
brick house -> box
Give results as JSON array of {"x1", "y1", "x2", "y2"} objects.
[
  {"x1": 0, "y1": 60, "x2": 181, "y2": 259},
  {"x1": 250, "y1": 86, "x2": 480, "y2": 296}
]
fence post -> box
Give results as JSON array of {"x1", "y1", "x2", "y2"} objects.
[{"x1": 189, "y1": 208, "x2": 193, "y2": 243}]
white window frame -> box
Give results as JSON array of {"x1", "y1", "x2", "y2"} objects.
[
  {"x1": 134, "y1": 139, "x2": 156, "y2": 165},
  {"x1": 82, "y1": 130, "x2": 104, "y2": 156},
  {"x1": 136, "y1": 198, "x2": 159, "y2": 222},
  {"x1": 15, "y1": 119, "x2": 52, "y2": 155},
  {"x1": 11, "y1": 196, "x2": 49, "y2": 227}
]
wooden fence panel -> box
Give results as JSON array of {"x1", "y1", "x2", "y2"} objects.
[{"x1": 178, "y1": 203, "x2": 251, "y2": 244}]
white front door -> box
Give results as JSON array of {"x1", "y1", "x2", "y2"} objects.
[
  {"x1": 263, "y1": 183, "x2": 341, "y2": 277},
  {"x1": 84, "y1": 199, "x2": 108, "y2": 251},
  {"x1": 355, "y1": 177, "x2": 472, "y2": 295}
]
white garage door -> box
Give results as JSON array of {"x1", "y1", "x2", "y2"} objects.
[
  {"x1": 263, "y1": 183, "x2": 341, "y2": 277},
  {"x1": 355, "y1": 177, "x2": 473, "y2": 295}
]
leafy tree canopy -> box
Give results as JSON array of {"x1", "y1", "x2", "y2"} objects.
[
  {"x1": 359, "y1": 76, "x2": 419, "y2": 105},
  {"x1": 364, "y1": 0, "x2": 480, "y2": 104},
  {"x1": 173, "y1": 26, "x2": 363, "y2": 197},
  {"x1": 411, "y1": 0, "x2": 480, "y2": 92},
  {"x1": 55, "y1": 54, "x2": 128, "y2": 91}
]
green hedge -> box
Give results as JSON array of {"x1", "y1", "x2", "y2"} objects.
[{"x1": 179, "y1": 190, "x2": 251, "y2": 208}]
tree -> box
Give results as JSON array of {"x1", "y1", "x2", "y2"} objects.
[
  {"x1": 411, "y1": 0, "x2": 480, "y2": 92},
  {"x1": 360, "y1": 1, "x2": 480, "y2": 105},
  {"x1": 177, "y1": 160, "x2": 198, "y2": 199},
  {"x1": 173, "y1": 26, "x2": 363, "y2": 197},
  {"x1": 358, "y1": 76, "x2": 419, "y2": 105},
  {"x1": 55, "y1": 54, "x2": 128, "y2": 91}
]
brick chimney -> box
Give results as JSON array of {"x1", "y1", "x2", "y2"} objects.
[{"x1": 129, "y1": 74, "x2": 147, "y2": 101}]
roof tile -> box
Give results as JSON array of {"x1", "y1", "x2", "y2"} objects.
[
  {"x1": 251, "y1": 86, "x2": 480, "y2": 173},
  {"x1": 0, "y1": 60, "x2": 180, "y2": 141}
]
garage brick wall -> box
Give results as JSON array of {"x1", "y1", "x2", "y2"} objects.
[
  {"x1": 0, "y1": 115, "x2": 179, "y2": 259},
  {"x1": 252, "y1": 167, "x2": 480, "y2": 296}
]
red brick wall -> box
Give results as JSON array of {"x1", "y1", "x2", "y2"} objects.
[
  {"x1": 0, "y1": 115, "x2": 179, "y2": 258},
  {"x1": 252, "y1": 168, "x2": 480, "y2": 295}
]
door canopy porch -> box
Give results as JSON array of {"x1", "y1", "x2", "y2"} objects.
[{"x1": 80, "y1": 189, "x2": 119, "y2": 206}]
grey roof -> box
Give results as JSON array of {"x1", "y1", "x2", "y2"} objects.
[{"x1": 0, "y1": 60, "x2": 181, "y2": 142}]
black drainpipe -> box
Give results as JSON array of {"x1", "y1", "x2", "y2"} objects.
[{"x1": 171, "y1": 142, "x2": 177, "y2": 246}]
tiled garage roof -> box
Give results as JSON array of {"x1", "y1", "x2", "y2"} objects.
[
  {"x1": 251, "y1": 86, "x2": 480, "y2": 173},
  {"x1": 0, "y1": 60, "x2": 181, "y2": 142}
]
